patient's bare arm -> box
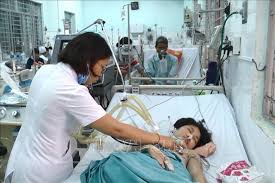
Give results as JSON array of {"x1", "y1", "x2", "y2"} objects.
[
  {"x1": 181, "y1": 150, "x2": 207, "y2": 183},
  {"x1": 187, "y1": 157, "x2": 207, "y2": 183}
]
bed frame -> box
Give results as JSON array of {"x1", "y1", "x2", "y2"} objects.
[{"x1": 111, "y1": 84, "x2": 224, "y2": 97}]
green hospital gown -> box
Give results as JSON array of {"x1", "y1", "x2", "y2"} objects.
[{"x1": 80, "y1": 149, "x2": 194, "y2": 183}]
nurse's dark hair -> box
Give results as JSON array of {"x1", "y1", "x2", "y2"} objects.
[
  {"x1": 155, "y1": 36, "x2": 168, "y2": 47},
  {"x1": 174, "y1": 118, "x2": 212, "y2": 148},
  {"x1": 58, "y1": 32, "x2": 112, "y2": 75}
]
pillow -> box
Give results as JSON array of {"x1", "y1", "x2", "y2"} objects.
[{"x1": 167, "y1": 49, "x2": 183, "y2": 64}]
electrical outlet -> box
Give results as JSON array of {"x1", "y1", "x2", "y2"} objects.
[{"x1": 232, "y1": 37, "x2": 241, "y2": 55}]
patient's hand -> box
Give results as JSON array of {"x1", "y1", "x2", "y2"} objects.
[
  {"x1": 179, "y1": 149, "x2": 200, "y2": 164},
  {"x1": 141, "y1": 145, "x2": 174, "y2": 171},
  {"x1": 194, "y1": 142, "x2": 216, "y2": 158}
]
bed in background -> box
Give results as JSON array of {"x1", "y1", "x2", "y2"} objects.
[{"x1": 64, "y1": 92, "x2": 249, "y2": 183}]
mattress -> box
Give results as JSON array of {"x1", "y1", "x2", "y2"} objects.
[{"x1": 64, "y1": 93, "x2": 249, "y2": 183}]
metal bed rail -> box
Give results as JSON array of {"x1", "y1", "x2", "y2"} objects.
[{"x1": 111, "y1": 84, "x2": 223, "y2": 97}]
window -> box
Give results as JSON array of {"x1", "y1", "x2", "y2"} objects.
[
  {"x1": 0, "y1": 0, "x2": 43, "y2": 58},
  {"x1": 264, "y1": 0, "x2": 275, "y2": 122},
  {"x1": 64, "y1": 11, "x2": 76, "y2": 34}
]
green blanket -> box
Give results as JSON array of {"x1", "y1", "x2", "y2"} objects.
[{"x1": 80, "y1": 149, "x2": 194, "y2": 183}]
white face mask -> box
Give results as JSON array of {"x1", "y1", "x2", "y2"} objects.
[{"x1": 158, "y1": 50, "x2": 167, "y2": 60}]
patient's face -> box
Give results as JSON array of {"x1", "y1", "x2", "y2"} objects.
[
  {"x1": 174, "y1": 125, "x2": 201, "y2": 149},
  {"x1": 155, "y1": 43, "x2": 168, "y2": 54}
]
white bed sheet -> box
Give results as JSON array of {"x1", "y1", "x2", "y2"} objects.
[
  {"x1": 64, "y1": 93, "x2": 249, "y2": 183},
  {"x1": 143, "y1": 47, "x2": 201, "y2": 80}
]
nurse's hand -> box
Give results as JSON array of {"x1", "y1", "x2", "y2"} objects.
[{"x1": 158, "y1": 136, "x2": 179, "y2": 151}]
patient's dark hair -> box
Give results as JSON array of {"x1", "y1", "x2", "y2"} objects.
[
  {"x1": 58, "y1": 32, "x2": 112, "y2": 75},
  {"x1": 174, "y1": 118, "x2": 212, "y2": 148},
  {"x1": 155, "y1": 36, "x2": 168, "y2": 47},
  {"x1": 116, "y1": 37, "x2": 133, "y2": 47}
]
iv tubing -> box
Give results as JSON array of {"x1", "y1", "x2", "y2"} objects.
[{"x1": 99, "y1": 22, "x2": 126, "y2": 94}]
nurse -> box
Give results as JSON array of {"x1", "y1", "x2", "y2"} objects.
[{"x1": 4, "y1": 32, "x2": 179, "y2": 183}]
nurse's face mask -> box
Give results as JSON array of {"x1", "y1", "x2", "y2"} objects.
[{"x1": 77, "y1": 65, "x2": 90, "y2": 85}]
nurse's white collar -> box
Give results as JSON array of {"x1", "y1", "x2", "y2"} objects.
[{"x1": 57, "y1": 62, "x2": 77, "y2": 81}]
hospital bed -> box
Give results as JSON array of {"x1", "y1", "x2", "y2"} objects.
[{"x1": 64, "y1": 85, "x2": 249, "y2": 183}]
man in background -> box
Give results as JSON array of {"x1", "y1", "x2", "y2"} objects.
[
  {"x1": 25, "y1": 48, "x2": 44, "y2": 69},
  {"x1": 145, "y1": 36, "x2": 178, "y2": 85}
]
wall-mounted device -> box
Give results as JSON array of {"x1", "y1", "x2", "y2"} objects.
[
  {"x1": 130, "y1": 2, "x2": 139, "y2": 10},
  {"x1": 184, "y1": 7, "x2": 193, "y2": 28}
]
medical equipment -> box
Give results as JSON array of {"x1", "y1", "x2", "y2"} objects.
[
  {"x1": 184, "y1": 7, "x2": 193, "y2": 28},
  {"x1": 145, "y1": 28, "x2": 154, "y2": 45},
  {"x1": 73, "y1": 94, "x2": 160, "y2": 146},
  {"x1": 120, "y1": 2, "x2": 140, "y2": 83},
  {"x1": 111, "y1": 84, "x2": 223, "y2": 97},
  {"x1": 170, "y1": 129, "x2": 193, "y2": 142},
  {"x1": 0, "y1": 62, "x2": 29, "y2": 126},
  {"x1": 72, "y1": 128, "x2": 104, "y2": 149},
  {"x1": 170, "y1": 131, "x2": 192, "y2": 154},
  {"x1": 109, "y1": 95, "x2": 159, "y2": 132}
]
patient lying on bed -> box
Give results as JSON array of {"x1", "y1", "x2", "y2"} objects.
[{"x1": 81, "y1": 118, "x2": 216, "y2": 183}]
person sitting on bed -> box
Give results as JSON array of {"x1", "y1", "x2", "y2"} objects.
[
  {"x1": 145, "y1": 36, "x2": 178, "y2": 85},
  {"x1": 81, "y1": 118, "x2": 216, "y2": 183}
]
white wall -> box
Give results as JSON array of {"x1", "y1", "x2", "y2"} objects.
[
  {"x1": 223, "y1": 0, "x2": 275, "y2": 180},
  {"x1": 81, "y1": 0, "x2": 186, "y2": 46},
  {"x1": 35, "y1": 0, "x2": 189, "y2": 47},
  {"x1": 34, "y1": 0, "x2": 85, "y2": 46}
]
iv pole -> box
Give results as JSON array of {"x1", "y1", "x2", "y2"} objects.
[{"x1": 122, "y1": 3, "x2": 132, "y2": 84}]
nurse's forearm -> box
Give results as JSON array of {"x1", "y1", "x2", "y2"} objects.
[{"x1": 90, "y1": 114, "x2": 172, "y2": 147}]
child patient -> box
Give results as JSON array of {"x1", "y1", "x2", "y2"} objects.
[{"x1": 81, "y1": 118, "x2": 216, "y2": 183}]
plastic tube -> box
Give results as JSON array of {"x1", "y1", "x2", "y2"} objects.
[
  {"x1": 109, "y1": 95, "x2": 159, "y2": 132},
  {"x1": 74, "y1": 95, "x2": 160, "y2": 145}
]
